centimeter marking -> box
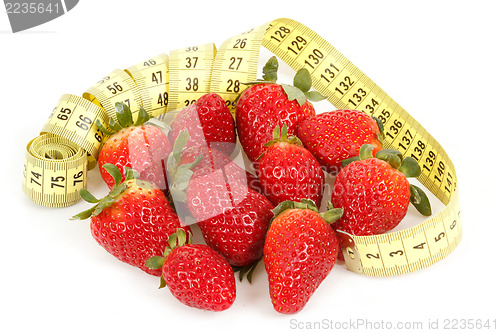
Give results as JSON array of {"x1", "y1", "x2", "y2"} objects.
[
  {"x1": 41, "y1": 94, "x2": 108, "y2": 161},
  {"x1": 125, "y1": 53, "x2": 170, "y2": 118},
  {"x1": 210, "y1": 23, "x2": 268, "y2": 111},
  {"x1": 83, "y1": 69, "x2": 142, "y2": 122},
  {"x1": 166, "y1": 43, "x2": 216, "y2": 113}
]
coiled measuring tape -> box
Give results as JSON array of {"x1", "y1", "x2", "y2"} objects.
[{"x1": 22, "y1": 17, "x2": 461, "y2": 277}]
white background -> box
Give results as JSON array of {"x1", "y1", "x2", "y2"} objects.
[{"x1": 1, "y1": 1, "x2": 499, "y2": 332}]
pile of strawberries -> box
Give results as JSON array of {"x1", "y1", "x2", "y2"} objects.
[{"x1": 72, "y1": 57, "x2": 431, "y2": 314}]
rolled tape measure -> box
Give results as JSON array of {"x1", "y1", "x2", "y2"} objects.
[
  {"x1": 22, "y1": 18, "x2": 461, "y2": 277},
  {"x1": 23, "y1": 133, "x2": 87, "y2": 208}
]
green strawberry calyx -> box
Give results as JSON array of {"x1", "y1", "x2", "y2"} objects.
[
  {"x1": 265, "y1": 123, "x2": 302, "y2": 147},
  {"x1": 242, "y1": 56, "x2": 326, "y2": 106},
  {"x1": 257, "y1": 123, "x2": 302, "y2": 160},
  {"x1": 271, "y1": 198, "x2": 344, "y2": 225},
  {"x1": 165, "y1": 130, "x2": 203, "y2": 203},
  {"x1": 145, "y1": 228, "x2": 192, "y2": 288},
  {"x1": 341, "y1": 144, "x2": 432, "y2": 216},
  {"x1": 372, "y1": 116, "x2": 385, "y2": 143},
  {"x1": 70, "y1": 163, "x2": 141, "y2": 220},
  {"x1": 96, "y1": 102, "x2": 170, "y2": 136}
]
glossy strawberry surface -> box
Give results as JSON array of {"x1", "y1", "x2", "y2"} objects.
[
  {"x1": 298, "y1": 109, "x2": 382, "y2": 174},
  {"x1": 168, "y1": 93, "x2": 236, "y2": 155},
  {"x1": 258, "y1": 141, "x2": 324, "y2": 207},
  {"x1": 90, "y1": 179, "x2": 191, "y2": 276},
  {"x1": 163, "y1": 244, "x2": 236, "y2": 311},
  {"x1": 264, "y1": 208, "x2": 339, "y2": 314},
  {"x1": 183, "y1": 146, "x2": 260, "y2": 222},
  {"x1": 197, "y1": 188, "x2": 274, "y2": 267},
  {"x1": 331, "y1": 157, "x2": 411, "y2": 235},
  {"x1": 236, "y1": 83, "x2": 315, "y2": 163},
  {"x1": 98, "y1": 125, "x2": 171, "y2": 191}
]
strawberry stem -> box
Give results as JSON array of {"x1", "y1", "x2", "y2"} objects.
[
  {"x1": 103, "y1": 163, "x2": 122, "y2": 186},
  {"x1": 135, "y1": 105, "x2": 150, "y2": 126},
  {"x1": 96, "y1": 102, "x2": 155, "y2": 137},
  {"x1": 294, "y1": 68, "x2": 312, "y2": 93},
  {"x1": 166, "y1": 130, "x2": 203, "y2": 204},
  {"x1": 319, "y1": 207, "x2": 344, "y2": 225},
  {"x1": 234, "y1": 258, "x2": 262, "y2": 283},
  {"x1": 145, "y1": 256, "x2": 166, "y2": 270}
]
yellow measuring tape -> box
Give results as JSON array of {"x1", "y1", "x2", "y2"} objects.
[{"x1": 22, "y1": 17, "x2": 461, "y2": 277}]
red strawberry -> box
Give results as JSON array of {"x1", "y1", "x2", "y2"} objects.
[
  {"x1": 297, "y1": 109, "x2": 384, "y2": 174},
  {"x1": 180, "y1": 144, "x2": 260, "y2": 195},
  {"x1": 168, "y1": 92, "x2": 236, "y2": 156},
  {"x1": 97, "y1": 103, "x2": 171, "y2": 191},
  {"x1": 196, "y1": 188, "x2": 274, "y2": 268},
  {"x1": 71, "y1": 164, "x2": 191, "y2": 276},
  {"x1": 264, "y1": 199, "x2": 342, "y2": 314},
  {"x1": 165, "y1": 132, "x2": 273, "y2": 274},
  {"x1": 179, "y1": 144, "x2": 273, "y2": 270},
  {"x1": 146, "y1": 229, "x2": 236, "y2": 312},
  {"x1": 258, "y1": 124, "x2": 324, "y2": 207},
  {"x1": 331, "y1": 144, "x2": 432, "y2": 236},
  {"x1": 166, "y1": 135, "x2": 262, "y2": 221},
  {"x1": 235, "y1": 57, "x2": 323, "y2": 164}
]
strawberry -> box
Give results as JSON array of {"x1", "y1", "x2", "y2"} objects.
[
  {"x1": 146, "y1": 229, "x2": 236, "y2": 312},
  {"x1": 168, "y1": 92, "x2": 236, "y2": 156},
  {"x1": 165, "y1": 132, "x2": 273, "y2": 273},
  {"x1": 97, "y1": 102, "x2": 171, "y2": 191},
  {"x1": 180, "y1": 144, "x2": 260, "y2": 196},
  {"x1": 258, "y1": 124, "x2": 324, "y2": 207},
  {"x1": 196, "y1": 188, "x2": 274, "y2": 269},
  {"x1": 166, "y1": 133, "x2": 261, "y2": 220},
  {"x1": 264, "y1": 199, "x2": 343, "y2": 314},
  {"x1": 331, "y1": 144, "x2": 432, "y2": 236},
  {"x1": 297, "y1": 109, "x2": 384, "y2": 174},
  {"x1": 71, "y1": 164, "x2": 191, "y2": 276},
  {"x1": 235, "y1": 57, "x2": 323, "y2": 164},
  {"x1": 180, "y1": 145, "x2": 273, "y2": 270}
]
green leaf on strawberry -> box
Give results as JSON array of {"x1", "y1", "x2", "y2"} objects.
[
  {"x1": 282, "y1": 67, "x2": 326, "y2": 106},
  {"x1": 96, "y1": 102, "x2": 164, "y2": 137},
  {"x1": 272, "y1": 198, "x2": 343, "y2": 224},
  {"x1": 410, "y1": 184, "x2": 432, "y2": 216},
  {"x1": 262, "y1": 56, "x2": 279, "y2": 82},
  {"x1": 399, "y1": 156, "x2": 422, "y2": 178},
  {"x1": 165, "y1": 130, "x2": 203, "y2": 203},
  {"x1": 71, "y1": 164, "x2": 138, "y2": 220}
]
